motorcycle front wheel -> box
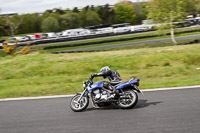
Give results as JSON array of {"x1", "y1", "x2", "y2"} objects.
[
  {"x1": 117, "y1": 89, "x2": 138, "y2": 109},
  {"x1": 70, "y1": 94, "x2": 89, "y2": 112}
]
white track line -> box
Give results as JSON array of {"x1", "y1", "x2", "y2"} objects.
[
  {"x1": 0, "y1": 85, "x2": 199, "y2": 102},
  {"x1": 0, "y1": 95, "x2": 75, "y2": 102},
  {"x1": 142, "y1": 85, "x2": 200, "y2": 92}
]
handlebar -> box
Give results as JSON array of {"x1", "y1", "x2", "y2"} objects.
[
  {"x1": 89, "y1": 78, "x2": 93, "y2": 83},
  {"x1": 85, "y1": 77, "x2": 93, "y2": 85}
]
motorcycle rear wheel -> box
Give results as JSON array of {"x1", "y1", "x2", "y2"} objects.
[
  {"x1": 70, "y1": 94, "x2": 89, "y2": 112},
  {"x1": 117, "y1": 89, "x2": 138, "y2": 109}
]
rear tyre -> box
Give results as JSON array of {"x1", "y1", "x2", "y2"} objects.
[
  {"x1": 70, "y1": 94, "x2": 89, "y2": 112},
  {"x1": 117, "y1": 89, "x2": 138, "y2": 109}
]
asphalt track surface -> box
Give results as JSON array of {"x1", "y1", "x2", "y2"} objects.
[{"x1": 0, "y1": 87, "x2": 200, "y2": 133}]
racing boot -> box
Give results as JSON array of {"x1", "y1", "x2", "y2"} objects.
[{"x1": 108, "y1": 86, "x2": 118, "y2": 99}]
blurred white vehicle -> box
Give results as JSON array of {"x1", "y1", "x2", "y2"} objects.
[
  {"x1": 24, "y1": 35, "x2": 36, "y2": 40},
  {"x1": 95, "y1": 27, "x2": 113, "y2": 34},
  {"x1": 42, "y1": 32, "x2": 58, "y2": 38},
  {"x1": 61, "y1": 28, "x2": 91, "y2": 37},
  {"x1": 56, "y1": 32, "x2": 62, "y2": 37},
  {"x1": 113, "y1": 26, "x2": 131, "y2": 33},
  {"x1": 112, "y1": 23, "x2": 131, "y2": 33},
  {"x1": 3, "y1": 37, "x2": 28, "y2": 45},
  {"x1": 2, "y1": 37, "x2": 18, "y2": 45},
  {"x1": 14, "y1": 37, "x2": 29, "y2": 42},
  {"x1": 130, "y1": 25, "x2": 149, "y2": 32}
]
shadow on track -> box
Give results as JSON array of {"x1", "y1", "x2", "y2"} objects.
[
  {"x1": 84, "y1": 99, "x2": 162, "y2": 112},
  {"x1": 134, "y1": 99, "x2": 162, "y2": 109}
]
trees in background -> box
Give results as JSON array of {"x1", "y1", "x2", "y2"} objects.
[
  {"x1": 114, "y1": 4, "x2": 137, "y2": 24},
  {"x1": 79, "y1": 8, "x2": 102, "y2": 27},
  {"x1": 41, "y1": 17, "x2": 60, "y2": 32},
  {"x1": 148, "y1": 0, "x2": 196, "y2": 44},
  {"x1": 133, "y1": 2, "x2": 148, "y2": 24},
  {"x1": 0, "y1": 0, "x2": 200, "y2": 37},
  {"x1": 0, "y1": 15, "x2": 23, "y2": 36},
  {"x1": 95, "y1": 4, "x2": 115, "y2": 24},
  {"x1": 18, "y1": 13, "x2": 42, "y2": 34},
  {"x1": 59, "y1": 13, "x2": 81, "y2": 30}
]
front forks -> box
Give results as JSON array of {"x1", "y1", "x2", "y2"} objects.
[{"x1": 77, "y1": 89, "x2": 87, "y2": 103}]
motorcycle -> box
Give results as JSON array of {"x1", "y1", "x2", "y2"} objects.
[{"x1": 70, "y1": 77, "x2": 143, "y2": 112}]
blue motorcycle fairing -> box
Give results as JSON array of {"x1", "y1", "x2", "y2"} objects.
[
  {"x1": 116, "y1": 79, "x2": 139, "y2": 90},
  {"x1": 128, "y1": 79, "x2": 139, "y2": 84},
  {"x1": 76, "y1": 92, "x2": 88, "y2": 97},
  {"x1": 86, "y1": 81, "x2": 104, "y2": 92}
]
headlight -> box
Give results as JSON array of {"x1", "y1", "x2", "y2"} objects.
[{"x1": 83, "y1": 82, "x2": 86, "y2": 88}]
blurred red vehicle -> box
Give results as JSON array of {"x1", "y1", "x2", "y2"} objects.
[{"x1": 32, "y1": 33, "x2": 46, "y2": 39}]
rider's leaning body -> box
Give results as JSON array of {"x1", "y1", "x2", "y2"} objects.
[{"x1": 91, "y1": 66, "x2": 122, "y2": 92}]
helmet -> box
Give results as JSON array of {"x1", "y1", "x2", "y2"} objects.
[{"x1": 100, "y1": 66, "x2": 110, "y2": 73}]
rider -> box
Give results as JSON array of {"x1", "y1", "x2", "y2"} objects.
[{"x1": 91, "y1": 66, "x2": 122, "y2": 94}]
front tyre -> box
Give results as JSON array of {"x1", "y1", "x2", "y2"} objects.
[
  {"x1": 70, "y1": 94, "x2": 89, "y2": 112},
  {"x1": 118, "y1": 89, "x2": 138, "y2": 109}
]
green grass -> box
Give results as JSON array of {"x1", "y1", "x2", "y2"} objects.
[
  {"x1": 0, "y1": 51, "x2": 7, "y2": 57},
  {"x1": 0, "y1": 44, "x2": 200, "y2": 98}
]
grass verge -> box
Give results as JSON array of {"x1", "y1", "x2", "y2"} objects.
[{"x1": 0, "y1": 44, "x2": 200, "y2": 98}]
